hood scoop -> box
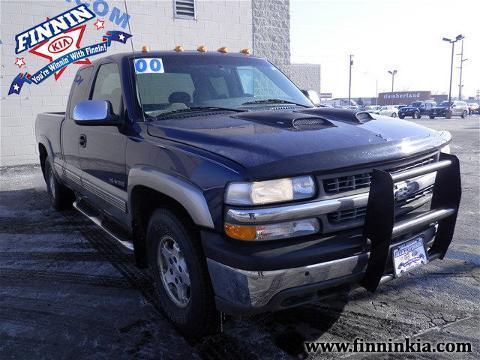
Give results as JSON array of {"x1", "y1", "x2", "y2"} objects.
[
  {"x1": 232, "y1": 110, "x2": 334, "y2": 130},
  {"x1": 298, "y1": 107, "x2": 374, "y2": 124}
]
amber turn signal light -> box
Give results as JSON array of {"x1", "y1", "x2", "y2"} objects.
[
  {"x1": 174, "y1": 45, "x2": 184, "y2": 52},
  {"x1": 240, "y1": 48, "x2": 251, "y2": 55},
  {"x1": 224, "y1": 223, "x2": 257, "y2": 241},
  {"x1": 217, "y1": 47, "x2": 228, "y2": 53},
  {"x1": 197, "y1": 45, "x2": 207, "y2": 53}
]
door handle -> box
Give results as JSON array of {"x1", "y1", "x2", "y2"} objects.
[{"x1": 79, "y1": 134, "x2": 87, "y2": 148}]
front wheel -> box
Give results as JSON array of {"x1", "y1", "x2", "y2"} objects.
[
  {"x1": 461, "y1": 110, "x2": 467, "y2": 118},
  {"x1": 413, "y1": 111, "x2": 420, "y2": 119},
  {"x1": 147, "y1": 209, "x2": 219, "y2": 338},
  {"x1": 391, "y1": 112, "x2": 397, "y2": 118},
  {"x1": 429, "y1": 115, "x2": 435, "y2": 119},
  {"x1": 399, "y1": 114, "x2": 405, "y2": 119}
]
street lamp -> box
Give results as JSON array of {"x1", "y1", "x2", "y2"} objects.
[
  {"x1": 388, "y1": 70, "x2": 397, "y2": 104},
  {"x1": 443, "y1": 34, "x2": 464, "y2": 116}
]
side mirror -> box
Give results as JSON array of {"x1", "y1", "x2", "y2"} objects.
[
  {"x1": 73, "y1": 100, "x2": 120, "y2": 126},
  {"x1": 301, "y1": 89, "x2": 321, "y2": 106}
]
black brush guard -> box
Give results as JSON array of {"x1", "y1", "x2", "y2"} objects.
[{"x1": 361, "y1": 153, "x2": 461, "y2": 291}]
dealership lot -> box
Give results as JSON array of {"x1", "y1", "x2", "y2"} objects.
[{"x1": 0, "y1": 116, "x2": 478, "y2": 359}]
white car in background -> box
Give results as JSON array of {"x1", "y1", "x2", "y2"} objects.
[{"x1": 378, "y1": 105, "x2": 398, "y2": 118}]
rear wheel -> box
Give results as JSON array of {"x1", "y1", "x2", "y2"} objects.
[
  {"x1": 44, "y1": 157, "x2": 74, "y2": 211},
  {"x1": 147, "y1": 208, "x2": 219, "y2": 338},
  {"x1": 413, "y1": 111, "x2": 420, "y2": 119},
  {"x1": 429, "y1": 115, "x2": 435, "y2": 119},
  {"x1": 461, "y1": 110, "x2": 467, "y2": 118},
  {"x1": 445, "y1": 110, "x2": 452, "y2": 119},
  {"x1": 391, "y1": 112, "x2": 397, "y2": 118}
]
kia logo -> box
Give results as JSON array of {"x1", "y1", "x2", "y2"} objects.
[{"x1": 48, "y1": 36, "x2": 74, "y2": 54}]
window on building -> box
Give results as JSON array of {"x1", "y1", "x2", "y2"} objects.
[
  {"x1": 91, "y1": 63, "x2": 123, "y2": 116},
  {"x1": 174, "y1": 0, "x2": 196, "y2": 19}
]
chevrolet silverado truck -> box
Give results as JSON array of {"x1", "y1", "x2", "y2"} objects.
[{"x1": 36, "y1": 51, "x2": 461, "y2": 338}]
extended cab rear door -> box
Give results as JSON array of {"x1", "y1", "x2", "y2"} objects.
[
  {"x1": 77, "y1": 62, "x2": 128, "y2": 219},
  {"x1": 62, "y1": 66, "x2": 94, "y2": 189}
]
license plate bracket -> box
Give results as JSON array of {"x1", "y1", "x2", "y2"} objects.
[{"x1": 392, "y1": 237, "x2": 428, "y2": 277}]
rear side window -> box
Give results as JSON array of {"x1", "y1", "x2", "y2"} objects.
[
  {"x1": 91, "y1": 63, "x2": 123, "y2": 116},
  {"x1": 68, "y1": 67, "x2": 93, "y2": 118}
]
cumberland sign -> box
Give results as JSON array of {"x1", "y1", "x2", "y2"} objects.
[{"x1": 378, "y1": 91, "x2": 431, "y2": 105}]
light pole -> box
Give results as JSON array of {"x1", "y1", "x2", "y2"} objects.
[
  {"x1": 457, "y1": 38, "x2": 467, "y2": 100},
  {"x1": 443, "y1": 34, "x2": 464, "y2": 112},
  {"x1": 348, "y1": 54, "x2": 353, "y2": 106},
  {"x1": 388, "y1": 70, "x2": 397, "y2": 104}
]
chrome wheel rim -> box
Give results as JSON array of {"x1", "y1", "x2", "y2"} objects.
[
  {"x1": 157, "y1": 235, "x2": 191, "y2": 308},
  {"x1": 49, "y1": 170, "x2": 56, "y2": 199}
]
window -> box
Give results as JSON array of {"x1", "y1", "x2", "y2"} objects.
[
  {"x1": 137, "y1": 72, "x2": 195, "y2": 107},
  {"x1": 91, "y1": 63, "x2": 123, "y2": 116},
  {"x1": 174, "y1": 0, "x2": 196, "y2": 19},
  {"x1": 68, "y1": 67, "x2": 93, "y2": 118},
  {"x1": 237, "y1": 66, "x2": 289, "y2": 99}
]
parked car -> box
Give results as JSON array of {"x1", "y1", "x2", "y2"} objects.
[
  {"x1": 35, "y1": 51, "x2": 461, "y2": 338},
  {"x1": 467, "y1": 102, "x2": 479, "y2": 115},
  {"x1": 378, "y1": 105, "x2": 398, "y2": 118},
  {"x1": 364, "y1": 105, "x2": 381, "y2": 114},
  {"x1": 430, "y1": 100, "x2": 469, "y2": 119},
  {"x1": 398, "y1": 101, "x2": 436, "y2": 119}
]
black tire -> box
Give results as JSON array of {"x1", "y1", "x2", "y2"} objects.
[
  {"x1": 429, "y1": 115, "x2": 435, "y2": 119},
  {"x1": 461, "y1": 110, "x2": 467, "y2": 118},
  {"x1": 147, "y1": 208, "x2": 219, "y2": 339},
  {"x1": 414, "y1": 111, "x2": 420, "y2": 119},
  {"x1": 391, "y1": 112, "x2": 397, "y2": 118},
  {"x1": 44, "y1": 157, "x2": 74, "y2": 211},
  {"x1": 445, "y1": 110, "x2": 452, "y2": 119},
  {"x1": 399, "y1": 114, "x2": 405, "y2": 119}
]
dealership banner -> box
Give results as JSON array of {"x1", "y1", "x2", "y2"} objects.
[
  {"x1": 378, "y1": 91, "x2": 431, "y2": 105},
  {"x1": 8, "y1": 4, "x2": 133, "y2": 96}
]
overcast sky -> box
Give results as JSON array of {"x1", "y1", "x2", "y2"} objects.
[{"x1": 290, "y1": 0, "x2": 480, "y2": 99}]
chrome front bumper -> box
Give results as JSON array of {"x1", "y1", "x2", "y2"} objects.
[{"x1": 207, "y1": 227, "x2": 436, "y2": 312}]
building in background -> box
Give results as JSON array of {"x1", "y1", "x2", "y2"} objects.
[{"x1": 0, "y1": 0, "x2": 320, "y2": 166}]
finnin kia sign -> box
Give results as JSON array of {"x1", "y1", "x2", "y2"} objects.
[{"x1": 378, "y1": 91, "x2": 431, "y2": 105}]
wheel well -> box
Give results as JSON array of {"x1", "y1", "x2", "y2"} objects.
[
  {"x1": 130, "y1": 185, "x2": 197, "y2": 268},
  {"x1": 39, "y1": 144, "x2": 48, "y2": 177}
]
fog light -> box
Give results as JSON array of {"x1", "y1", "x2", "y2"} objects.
[{"x1": 224, "y1": 218, "x2": 319, "y2": 241}]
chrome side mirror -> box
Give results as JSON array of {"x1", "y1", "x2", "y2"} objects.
[{"x1": 73, "y1": 100, "x2": 120, "y2": 126}]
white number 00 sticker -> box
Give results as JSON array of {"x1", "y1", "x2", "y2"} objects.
[{"x1": 134, "y1": 58, "x2": 164, "y2": 74}]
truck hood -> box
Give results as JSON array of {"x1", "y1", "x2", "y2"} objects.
[{"x1": 147, "y1": 108, "x2": 449, "y2": 179}]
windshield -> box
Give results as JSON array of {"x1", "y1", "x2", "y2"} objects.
[
  {"x1": 133, "y1": 55, "x2": 313, "y2": 118},
  {"x1": 439, "y1": 101, "x2": 451, "y2": 107},
  {"x1": 410, "y1": 102, "x2": 422, "y2": 107}
]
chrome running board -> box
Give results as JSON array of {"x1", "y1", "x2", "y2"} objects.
[{"x1": 73, "y1": 201, "x2": 134, "y2": 251}]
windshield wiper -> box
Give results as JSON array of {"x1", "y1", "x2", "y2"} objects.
[
  {"x1": 242, "y1": 98, "x2": 310, "y2": 107},
  {"x1": 154, "y1": 106, "x2": 246, "y2": 119}
]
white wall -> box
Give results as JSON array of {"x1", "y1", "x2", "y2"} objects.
[{"x1": 0, "y1": 0, "x2": 253, "y2": 166}]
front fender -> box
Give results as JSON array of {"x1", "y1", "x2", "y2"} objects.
[{"x1": 127, "y1": 166, "x2": 215, "y2": 229}]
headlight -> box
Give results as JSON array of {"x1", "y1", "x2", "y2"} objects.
[
  {"x1": 224, "y1": 218, "x2": 320, "y2": 241},
  {"x1": 225, "y1": 176, "x2": 316, "y2": 205},
  {"x1": 441, "y1": 144, "x2": 451, "y2": 154}
]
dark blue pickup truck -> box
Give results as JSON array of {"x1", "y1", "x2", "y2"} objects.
[{"x1": 36, "y1": 51, "x2": 461, "y2": 338}]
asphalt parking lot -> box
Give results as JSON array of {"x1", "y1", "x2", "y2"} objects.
[{"x1": 0, "y1": 116, "x2": 479, "y2": 359}]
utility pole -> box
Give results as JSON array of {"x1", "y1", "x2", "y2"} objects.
[
  {"x1": 348, "y1": 54, "x2": 353, "y2": 106},
  {"x1": 457, "y1": 38, "x2": 467, "y2": 100},
  {"x1": 443, "y1": 35, "x2": 464, "y2": 112}
]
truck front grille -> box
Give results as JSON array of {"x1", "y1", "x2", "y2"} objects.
[
  {"x1": 323, "y1": 155, "x2": 437, "y2": 194},
  {"x1": 327, "y1": 185, "x2": 435, "y2": 224}
]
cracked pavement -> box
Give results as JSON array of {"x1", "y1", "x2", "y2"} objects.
[{"x1": 0, "y1": 116, "x2": 478, "y2": 359}]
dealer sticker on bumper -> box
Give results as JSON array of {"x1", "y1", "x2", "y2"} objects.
[{"x1": 392, "y1": 237, "x2": 428, "y2": 277}]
